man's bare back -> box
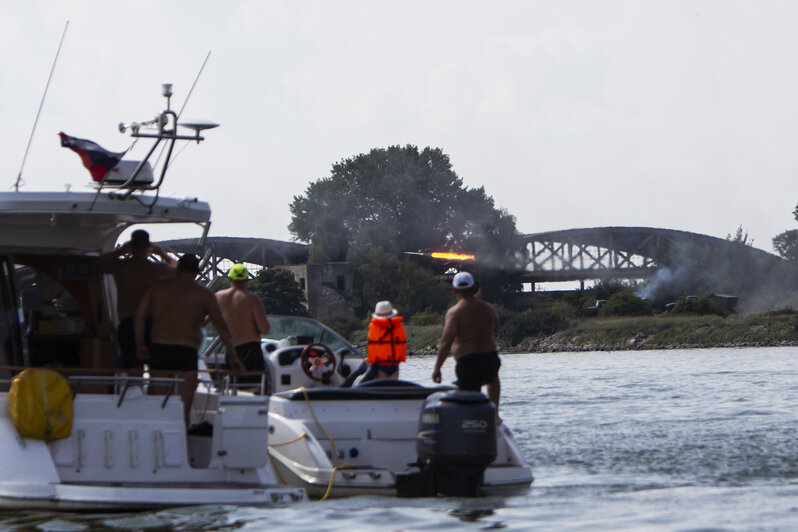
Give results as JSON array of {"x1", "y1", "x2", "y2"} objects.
[
  {"x1": 215, "y1": 286, "x2": 270, "y2": 346},
  {"x1": 97, "y1": 233, "x2": 176, "y2": 319},
  {"x1": 135, "y1": 254, "x2": 243, "y2": 428},
  {"x1": 439, "y1": 297, "x2": 497, "y2": 358},
  {"x1": 111, "y1": 259, "x2": 175, "y2": 318},
  {"x1": 142, "y1": 276, "x2": 218, "y2": 349},
  {"x1": 433, "y1": 272, "x2": 501, "y2": 412}
]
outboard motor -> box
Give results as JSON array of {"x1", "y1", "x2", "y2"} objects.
[{"x1": 398, "y1": 390, "x2": 496, "y2": 497}]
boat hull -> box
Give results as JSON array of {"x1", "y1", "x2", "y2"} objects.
[
  {"x1": 267, "y1": 384, "x2": 534, "y2": 499},
  {"x1": 0, "y1": 383, "x2": 306, "y2": 511},
  {"x1": 269, "y1": 450, "x2": 533, "y2": 499},
  {"x1": 0, "y1": 482, "x2": 304, "y2": 511}
]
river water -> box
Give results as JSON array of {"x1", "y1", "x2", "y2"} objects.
[{"x1": 4, "y1": 346, "x2": 798, "y2": 531}]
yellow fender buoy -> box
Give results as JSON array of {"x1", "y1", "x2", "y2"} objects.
[{"x1": 8, "y1": 368, "x2": 73, "y2": 441}]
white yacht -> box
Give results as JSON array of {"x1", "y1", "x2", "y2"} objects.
[
  {"x1": 204, "y1": 316, "x2": 535, "y2": 500},
  {"x1": 0, "y1": 86, "x2": 305, "y2": 510}
]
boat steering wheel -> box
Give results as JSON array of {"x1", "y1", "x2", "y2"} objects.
[{"x1": 300, "y1": 343, "x2": 337, "y2": 382}]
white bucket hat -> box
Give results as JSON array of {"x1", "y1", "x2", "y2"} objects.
[{"x1": 372, "y1": 300, "x2": 398, "y2": 318}]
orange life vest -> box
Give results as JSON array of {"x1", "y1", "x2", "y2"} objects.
[{"x1": 367, "y1": 316, "x2": 407, "y2": 364}]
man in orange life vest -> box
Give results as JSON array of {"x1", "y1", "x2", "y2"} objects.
[{"x1": 367, "y1": 301, "x2": 407, "y2": 380}]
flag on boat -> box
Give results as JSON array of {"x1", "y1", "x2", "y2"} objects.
[{"x1": 59, "y1": 132, "x2": 125, "y2": 182}]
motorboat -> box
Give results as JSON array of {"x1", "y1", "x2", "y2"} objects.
[
  {"x1": 202, "y1": 315, "x2": 367, "y2": 392},
  {"x1": 0, "y1": 86, "x2": 305, "y2": 510},
  {"x1": 203, "y1": 315, "x2": 535, "y2": 499}
]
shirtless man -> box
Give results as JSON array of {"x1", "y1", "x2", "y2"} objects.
[
  {"x1": 215, "y1": 264, "x2": 271, "y2": 393},
  {"x1": 432, "y1": 271, "x2": 501, "y2": 410},
  {"x1": 135, "y1": 254, "x2": 245, "y2": 426},
  {"x1": 97, "y1": 229, "x2": 175, "y2": 369}
]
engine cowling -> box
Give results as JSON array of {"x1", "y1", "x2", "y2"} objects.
[{"x1": 415, "y1": 390, "x2": 497, "y2": 496}]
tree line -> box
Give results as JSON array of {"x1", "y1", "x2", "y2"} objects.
[
  {"x1": 240, "y1": 143, "x2": 798, "y2": 346},
  {"x1": 287, "y1": 144, "x2": 523, "y2": 319}
]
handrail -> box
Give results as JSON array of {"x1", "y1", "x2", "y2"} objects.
[
  {"x1": 0, "y1": 364, "x2": 263, "y2": 376},
  {"x1": 67, "y1": 375, "x2": 183, "y2": 408},
  {"x1": 0, "y1": 365, "x2": 271, "y2": 405},
  {"x1": 211, "y1": 371, "x2": 269, "y2": 397}
]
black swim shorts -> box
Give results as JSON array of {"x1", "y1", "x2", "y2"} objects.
[
  {"x1": 117, "y1": 316, "x2": 152, "y2": 369},
  {"x1": 235, "y1": 341, "x2": 270, "y2": 393},
  {"x1": 148, "y1": 343, "x2": 198, "y2": 372},
  {"x1": 235, "y1": 341, "x2": 267, "y2": 371},
  {"x1": 455, "y1": 351, "x2": 501, "y2": 391}
]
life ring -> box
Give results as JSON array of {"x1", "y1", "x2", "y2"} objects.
[
  {"x1": 8, "y1": 368, "x2": 73, "y2": 441},
  {"x1": 300, "y1": 343, "x2": 336, "y2": 382}
]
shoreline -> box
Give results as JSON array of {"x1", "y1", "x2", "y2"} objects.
[
  {"x1": 411, "y1": 339, "x2": 798, "y2": 357},
  {"x1": 404, "y1": 313, "x2": 798, "y2": 355},
  {"x1": 501, "y1": 338, "x2": 798, "y2": 354}
]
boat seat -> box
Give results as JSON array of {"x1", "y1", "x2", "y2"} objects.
[{"x1": 277, "y1": 347, "x2": 302, "y2": 366}]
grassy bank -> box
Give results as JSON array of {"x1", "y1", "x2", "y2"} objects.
[
  {"x1": 517, "y1": 312, "x2": 798, "y2": 352},
  {"x1": 370, "y1": 312, "x2": 798, "y2": 355}
]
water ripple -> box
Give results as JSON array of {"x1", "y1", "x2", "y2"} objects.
[{"x1": 4, "y1": 347, "x2": 798, "y2": 530}]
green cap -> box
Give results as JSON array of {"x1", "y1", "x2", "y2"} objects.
[{"x1": 228, "y1": 263, "x2": 249, "y2": 281}]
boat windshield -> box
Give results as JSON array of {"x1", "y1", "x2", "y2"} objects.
[
  {"x1": 265, "y1": 315, "x2": 357, "y2": 356},
  {"x1": 202, "y1": 315, "x2": 362, "y2": 360}
]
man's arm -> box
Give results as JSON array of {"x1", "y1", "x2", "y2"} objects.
[
  {"x1": 206, "y1": 292, "x2": 246, "y2": 372},
  {"x1": 134, "y1": 290, "x2": 151, "y2": 360},
  {"x1": 149, "y1": 243, "x2": 177, "y2": 266},
  {"x1": 251, "y1": 295, "x2": 270, "y2": 335},
  {"x1": 432, "y1": 311, "x2": 456, "y2": 383},
  {"x1": 95, "y1": 242, "x2": 130, "y2": 273}
]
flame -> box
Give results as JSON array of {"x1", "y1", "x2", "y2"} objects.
[{"x1": 430, "y1": 251, "x2": 475, "y2": 261}]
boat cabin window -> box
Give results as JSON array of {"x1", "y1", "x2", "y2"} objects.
[
  {"x1": 14, "y1": 255, "x2": 114, "y2": 371},
  {"x1": 0, "y1": 257, "x2": 24, "y2": 376}
]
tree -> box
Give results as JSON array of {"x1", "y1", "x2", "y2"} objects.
[
  {"x1": 669, "y1": 294, "x2": 729, "y2": 317},
  {"x1": 289, "y1": 145, "x2": 521, "y2": 263},
  {"x1": 357, "y1": 248, "x2": 452, "y2": 318},
  {"x1": 307, "y1": 243, "x2": 330, "y2": 264},
  {"x1": 773, "y1": 229, "x2": 798, "y2": 262},
  {"x1": 599, "y1": 290, "x2": 653, "y2": 317},
  {"x1": 495, "y1": 307, "x2": 568, "y2": 346},
  {"x1": 772, "y1": 204, "x2": 798, "y2": 262},
  {"x1": 727, "y1": 225, "x2": 753, "y2": 246},
  {"x1": 249, "y1": 268, "x2": 310, "y2": 316}
]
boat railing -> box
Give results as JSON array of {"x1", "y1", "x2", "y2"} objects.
[
  {"x1": 208, "y1": 370, "x2": 270, "y2": 397},
  {"x1": 66, "y1": 369, "x2": 270, "y2": 404},
  {"x1": 0, "y1": 366, "x2": 270, "y2": 407},
  {"x1": 67, "y1": 375, "x2": 182, "y2": 409}
]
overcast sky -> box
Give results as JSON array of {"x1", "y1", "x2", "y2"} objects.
[{"x1": 2, "y1": 1, "x2": 797, "y2": 253}]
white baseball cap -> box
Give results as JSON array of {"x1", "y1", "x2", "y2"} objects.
[{"x1": 452, "y1": 271, "x2": 475, "y2": 290}]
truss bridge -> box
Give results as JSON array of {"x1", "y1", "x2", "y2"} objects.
[{"x1": 521, "y1": 227, "x2": 775, "y2": 286}]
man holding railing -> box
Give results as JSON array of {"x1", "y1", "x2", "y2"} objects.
[
  {"x1": 215, "y1": 263, "x2": 272, "y2": 393},
  {"x1": 97, "y1": 229, "x2": 175, "y2": 370},
  {"x1": 135, "y1": 254, "x2": 244, "y2": 427}
]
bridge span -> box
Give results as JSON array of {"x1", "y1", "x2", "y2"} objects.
[
  {"x1": 520, "y1": 227, "x2": 754, "y2": 285},
  {"x1": 162, "y1": 236, "x2": 308, "y2": 282},
  {"x1": 162, "y1": 227, "x2": 781, "y2": 286}
]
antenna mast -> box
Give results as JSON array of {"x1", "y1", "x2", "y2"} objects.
[
  {"x1": 178, "y1": 51, "x2": 211, "y2": 120},
  {"x1": 14, "y1": 20, "x2": 69, "y2": 191}
]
